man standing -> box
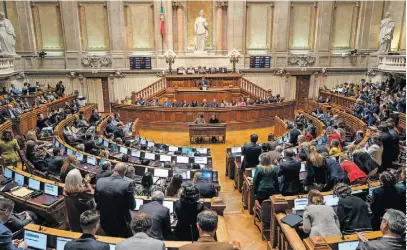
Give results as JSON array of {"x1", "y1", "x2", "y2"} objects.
[
  {"x1": 193, "y1": 172, "x2": 217, "y2": 198},
  {"x1": 278, "y1": 150, "x2": 301, "y2": 196},
  {"x1": 199, "y1": 77, "x2": 208, "y2": 90},
  {"x1": 138, "y1": 191, "x2": 171, "y2": 240},
  {"x1": 180, "y1": 210, "x2": 233, "y2": 250},
  {"x1": 116, "y1": 213, "x2": 165, "y2": 250},
  {"x1": 95, "y1": 163, "x2": 136, "y2": 237},
  {"x1": 64, "y1": 210, "x2": 109, "y2": 250},
  {"x1": 288, "y1": 124, "x2": 301, "y2": 146},
  {"x1": 241, "y1": 134, "x2": 262, "y2": 171}
]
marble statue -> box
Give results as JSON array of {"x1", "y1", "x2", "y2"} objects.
[
  {"x1": 379, "y1": 12, "x2": 395, "y2": 53},
  {"x1": 194, "y1": 9, "x2": 208, "y2": 52},
  {"x1": 0, "y1": 12, "x2": 15, "y2": 55}
]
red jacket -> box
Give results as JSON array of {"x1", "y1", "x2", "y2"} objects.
[{"x1": 340, "y1": 161, "x2": 366, "y2": 183}]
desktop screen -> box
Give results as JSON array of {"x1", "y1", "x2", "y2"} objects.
[
  {"x1": 231, "y1": 147, "x2": 241, "y2": 154},
  {"x1": 66, "y1": 148, "x2": 74, "y2": 156},
  {"x1": 147, "y1": 141, "x2": 155, "y2": 147},
  {"x1": 338, "y1": 241, "x2": 359, "y2": 250},
  {"x1": 200, "y1": 170, "x2": 213, "y2": 181},
  {"x1": 134, "y1": 198, "x2": 144, "y2": 210},
  {"x1": 60, "y1": 145, "x2": 65, "y2": 153},
  {"x1": 182, "y1": 147, "x2": 193, "y2": 154},
  {"x1": 251, "y1": 168, "x2": 256, "y2": 177},
  {"x1": 145, "y1": 152, "x2": 156, "y2": 160},
  {"x1": 110, "y1": 244, "x2": 116, "y2": 250},
  {"x1": 111, "y1": 143, "x2": 118, "y2": 152},
  {"x1": 24, "y1": 231, "x2": 47, "y2": 250},
  {"x1": 76, "y1": 152, "x2": 84, "y2": 161},
  {"x1": 14, "y1": 173, "x2": 24, "y2": 186},
  {"x1": 44, "y1": 183, "x2": 58, "y2": 196},
  {"x1": 194, "y1": 157, "x2": 207, "y2": 164},
  {"x1": 86, "y1": 156, "x2": 97, "y2": 166},
  {"x1": 140, "y1": 139, "x2": 147, "y2": 145},
  {"x1": 56, "y1": 237, "x2": 72, "y2": 250},
  {"x1": 196, "y1": 148, "x2": 208, "y2": 154},
  {"x1": 168, "y1": 146, "x2": 179, "y2": 152},
  {"x1": 174, "y1": 170, "x2": 191, "y2": 180},
  {"x1": 4, "y1": 168, "x2": 12, "y2": 178},
  {"x1": 160, "y1": 155, "x2": 172, "y2": 162},
  {"x1": 98, "y1": 137, "x2": 103, "y2": 144},
  {"x1": 103, "y1": 140, "x2": 109, "y2": 148},
  {"x1": 369, "y1": 186, "x2": 380, "y2": 196},
  {"x1": 131, "y1": 150, "x2": 141, "y2": 158},
  {"x1": 163, "y1": 200, "x2": 174, "y2": 214},
  {"x1": 277, "y1": 138, "x2": 283, "y2": 144},
  {"x1": 28, "y1": 178, "x2": 41, "y2": 191},
  {"x1": 120, "y1": 146, "x2": 128, "y2": 154},
  {"x1": 99, "y1": 159, "x2": 105, "y2": 168},
  {"x1": 324, "y1": 195, "x2": 339, "y2": 207},
  {"x1": 294, "y1": 198, "x2": 308, "y2": 211},
  {"x1": 176, "y1": 156, "x2": 189, "y2": 164},
  {"x1": 55, "y1": 140, "x2": 60, "y2": 148},
  {"x1": 154, "y1": 169, "x2": 169, "y2": 178}
]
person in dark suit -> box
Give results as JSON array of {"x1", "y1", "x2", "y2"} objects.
[
  {"x1": 56, "y1": 81, "x2": 65, "y2": 96},
  {"x1": 46, "y1": 148, "x2": 64, "y2": 175},
  {"x1": 0, "y1": 198, "x2": 27, "y2": 250},
  {"x1": 278, "y1": 149, "x2": 301, "y2": 195},
  {"x1": 193, "y1": 172, "x2": 217, "y2": 198},
  {"x1": 95, "y1": 163, "x2": 136, "y2": 237},
  {"x1": 386, "y1": 121, "x2": 400, "y2": 162},
  {"x1": 288, "y1": 124, "x2": 301, "y2": 146},
  {"x1": 378, "y1": 124, "x2": 395, "y2": 171},
  {"x1": 241, "y1": 134, "x2": 262, "y2": 171},
  {"x1": 138, "y1": 191, "x2": 171, "y2": 240},
  {"x1": 89, "y1": 109, "x2": 101, "y2": 125},
  {"x1": 84, "y1": 134, "x2": 100, "y2": 155},
  {"x1": 180, "y1": 210, "x2": 233, "y2": 250},
  {"x1": 198, "y1": 77, "x2": 208, "y2": 90},
  {"x1": 174, "y1": 183, "x2": 206, "y2": 241},
  {"x1": 1, "y1": 105, "x2": 16, "y2": 120},
  {"x1": 333, "y1": 183, "x2": 372, "y2": 234},
  {"x1": 64, "y1": 210, "x2": 109, "y2": 250},
  {"x1": 105, "y1": 118, "x2": 124, "y2": 138},
  {"x1": 95, "y1": 161, "x2": 113, "y2": 183},
  {"x1": 370, "y1": 171, "x2": 406, "y2": 230},
  {"x1": 356, "y1": 209, "x2": 405, "y2": 250}
]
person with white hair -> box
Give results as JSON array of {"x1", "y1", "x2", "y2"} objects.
[{"x1": 138, "y1": 191, "x2": 172, "y2": 240}]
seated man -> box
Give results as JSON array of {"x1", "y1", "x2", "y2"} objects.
[
  {"x1": 180, "y1": 210, "x2": 233, "y2": 250},
  {"x1": 64, "y1": 210, "x2": 110, "y2": 250},
  {"x1": 138, "y1": 191, "x2": 171, "y2": 240},
  {"x1": 193, "y1": 172, "x2": 217, "y2": 198},
  {"x1": 356, "y1": 209, "x2": 405, "y2": 250},
  {"x1": 0, "y1": 198, "x2": 27, "y2": 250},
  {"x1": 200, "y1": 99, "x2": 209, "y2": 107},
  {"x1": 46, "y1": 148, "x2": 64, "y2": 175}
]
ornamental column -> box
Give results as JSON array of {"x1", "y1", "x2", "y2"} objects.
[
  {"x1": 173, "y1": 2, "x2": 184, "y2": 52},
  {"x1": 216, "y1": 2, "x2": 227, "y2": 52}
]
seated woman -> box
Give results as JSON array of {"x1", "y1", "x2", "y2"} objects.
[
  {"x1": 134, "y1": 172, "x2": 164, "y2": 196},
  {"x1": 340, "y1": 154, "x2": 367, "y2": 185},
  {"x1": 25, "y1": 140, "x2": 47, "y2": 172},
  {"x1": 0, "y1": 130, "x2": 20, "y2": 167},
  {"x1": 60, "y1": 155, "x2": 77, "y2": 183},
  {"x1": 302, "y1": 190, "x2": 341, "y2": 237},
  {"x1": 333, "y1": 183, "x2": 372, "y2": 234},
  {"x1": 329, "y1": 139, "x2": 341, "y2": 155},
  {"x1": 165, "y1": 174, "x2": 183, "y2": 198},
  {"x1": 63, "y1": 169, "x2": 95, "y2": 232},
  {"x1": 174, "y1": 183, "x2": 206, "y2": 241},
  {"x1": 253, "y1": 154, "x2": 279, "y2": 204}
]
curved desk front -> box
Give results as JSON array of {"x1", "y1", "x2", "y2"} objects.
[{"x1": 111, "y1": 101, "x2": 296, "y2": 131}]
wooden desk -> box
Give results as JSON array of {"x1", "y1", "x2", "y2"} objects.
[
  {"x1": 303, "y1": 232, "x2": 383, "y2": 250},
  {"x1": 163, "y1": 88, "x2": 241, "y2": 104},
  {"x1": 165, "y1": 73, "x2": 241, "y2": 89},
  {"x1": 189, "y1": 123, "x2": 226, "y2": 144}
]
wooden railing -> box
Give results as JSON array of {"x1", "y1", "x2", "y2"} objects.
[
  {"x1": 274, "y1": 116, "x2": 287, "y2": 137},
  {"x1": 132, "y1": 78, "x2": 166, "y2": 102},
  {"x1": 378, "y1": 54, "x2": 406, "y2": 72},
  {"x1": 240, "y1": 77, "x2": 271, "y2": 100}
]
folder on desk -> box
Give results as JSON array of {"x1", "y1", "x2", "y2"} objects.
[
  {"x1": 41, "y1": 196, "x2": 58, "y2": 206},
  {"x1": 280, "y1": 214, "x2": 303, "y2": 227},
  {"x1": 11, "y1": 187, "x2": 34, "y2": 198}
]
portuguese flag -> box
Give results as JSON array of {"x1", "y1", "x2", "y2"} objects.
[{"x1": 160, "y1": 1, "x2": 165, "y2": 37}]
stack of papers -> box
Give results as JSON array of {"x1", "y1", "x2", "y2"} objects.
[{"x1": 11, "y1": 187, "x2": 34, "y2": 198}]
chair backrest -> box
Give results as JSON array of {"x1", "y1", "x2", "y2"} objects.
[{"x1": 261, "y1": 200, "x2": 271, "y2": 224}]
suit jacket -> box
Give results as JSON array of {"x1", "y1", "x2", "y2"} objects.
[
  {"x1": 336, "y1": 196, "x2": 372, "y2": 234},
  {"x1": 46, "y1": 156, "x2": 64, "y2": 175},
  {"x1": 241, "y1": 142, "x2": 261, "y2": 171},
  {"x1": 196, "y1": 181, "x2": 216, "y2": 198},
  {"x1": 138, "y1": 201, "x2": 171, "y2": 240},
  {"x1": 64, "y1": 191, "x2": 96, "y2": 233},
  {"x1": 380, "y1": 131, "x2": 395, "y2": 169},
  {"x1": 289, "y1": 129, "x2": 301, "y2": 146},
  {"x1": 278, "y1": 158, "x2": 301, "y2": 195},
  {"x1": 174, "y1": 200, "x2": 206, "y2": 241},
  {"x1": 95, "y1": 170, "x2": 113, "y2": 183},
  {"x1": 64, "y1": 233, "x2": 109, "y2": 250},
  {"x1": 356, "y1": 237, "x2": 406, "y2": 250},
  {"x1": 0, "y1": 223, "x2": 22, "y2": 250},
  {"x1": 179, "y1": 236, "x2": 233, "y2": 250},
  {"x1": 95, "y1": 175, "x2": 136, "y2": 237},
  {"x1": 115, "y1": 232, "x2": 165, "y2": 250}
]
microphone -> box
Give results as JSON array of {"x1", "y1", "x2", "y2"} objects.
[{"x1": 190, "y1": 224, "x2": 194, "y2": 243}]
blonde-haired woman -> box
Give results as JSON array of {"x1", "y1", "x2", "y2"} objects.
[
  {"x1": 60, "y1": 154, "x2": 77, "y2": 182},
  {"x1": 253, "y1": 153, "x2": 279, "y2": 203},
  {"x1": 64, "y1": 169, "x2": 95, "y2": 232},
  {"x1": 302, "y1": 190, "x2": 341, "y2": 237},
  {"x1": 306, "y1": 146, "x2": 329, "y2": 190}
]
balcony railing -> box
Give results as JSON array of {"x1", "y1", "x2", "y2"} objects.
[
  {"x1": 377, "y1": 54, "x2": 406, "y2": 72},
  {"x1": 0, "y1": 57, "x2": 15, "y2": 76}
]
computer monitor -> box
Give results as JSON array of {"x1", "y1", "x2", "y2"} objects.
[
  {"x1": 199, "y1": 170, "x2": 213, "y2": 181},
  {"x1": 98, "y1": 137, "x2": 103, "y2": 144},
  {"x1": 110, "y1": 244, "x2": 116, "y2": 250},
  {"x1": 154, "y1": 169, "x2": 169, "y2": 178},
  {"x1": 147, "y1": 141, "x2": 155, "y2": 147},
  {"x1": 134, "y1": 198, "x2": 144, "y2": 210},
  {"x1": 196, "y1": 148, "x2": 208, "y2": 154},
  {"x1": 182, "y1": 147, "x2": 193, "y2": 154},
  {"x1": 369, "y1": 186, "x2": 380, "y2": 196},
  {"x1": 119, "y1": 146, "x2": 128, "y2": 154},
  {"x1": 140, "y1": 139, "x2": 147, "y2": 145},
  {"x1": 99, "y1": 159, "x2": 105, "y2": 168},
  {"x1": 160, "y1": 155, "x2": 172, "y2": 162},
  {"x1": 24, "y1": 230, "x2": 47, "y2": 250},
  {"x1": 131, "y1": 150, "x2": 141, "y2": 157},
  {"x1": 44, "y1": 183, "x2": 58, "y2": 196},
  {"x1": 324, "y1": 195, "x2": 339, "y2": 207},
  {"x1": 135, "y1": 135, "x2": 140, "y2": 143},
  {"x1": 144, "y1": 152, "x2": 156, "y2": 160},
  {"x1": 283, "y1": 135, "x2": 289, "y2": 142},
  {"x1": 176, "y1": 156, "x2": 189, "y2": 164},
  {"x1": 66, "y1": 148, "x2": 74, "y2": 156},
  {"x1": 194, "y1": 157, "x2": 207, "y2": 165},
  {"x1": 163, "y1": 200, "x2": 174, "y2": 214},
  {"x1": 86, "y1": 156, "x2": 97, "y2": 166},
  {"x1": 277, "y1": 138, "x2": 283, "y2": 144},
  {"x1": 56, "y1": 237, "x2": 72, "y2": 250},
  {"x1": 294, "y1": 198, "x2": 308, "y2": 211},
  {"x1": 4, "y1": 168, "x2": 12, "y2": 179},
  {"x1": 28, "y1": 178, "x2": 40, "y2": 191},
  {"x1": 338, "y1": 241, "x2": 359, "y2": 250},
  {"x1": 168, "y1": 146, "x2": 178, "y2": 152},
  {"x1": 14, "y1": 173, "x2": 24, "y2": 186},
  {"x1": 174, "y1": 170, "x2": 191, "y2": 180},
  {"x1": 60, "y1": 145, "x2": 65, "y2": 153},
  {"x1": 103, "y1": 140, "x2": 109, "y2": 148},
  {"x1": 111, "y1": 143, "x2": 118, "y2": 152},
  {"x1": 55, "y1": 140, "x2": 60, "y2": 148},
  {"x1": 231, "y1": 147, "x2": 241, "y2": 154},
  {"x1": 251, "y1": 168, "x2": 256, "y2": 177},
  {"x1": 76, "y1": 152, "x2": 84, "y2": 162}
]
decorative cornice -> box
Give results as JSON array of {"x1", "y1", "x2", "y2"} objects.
[
  {"x1": 81, "y1": 55, "x2": 111, "y2": 68},
  {"x1": 288, "y1": 54, "x2": 316, "y2": 67},
  {"x1": 172, "y1": 1, "x2": 185, "y2": 9},
  {"x1": 216, "y1": 1, "x2": 228, "y2": 8}
]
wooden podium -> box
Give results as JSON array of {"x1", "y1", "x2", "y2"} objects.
[{"x1": 189, "y1": 123, "x2": 226, "y2": 144}]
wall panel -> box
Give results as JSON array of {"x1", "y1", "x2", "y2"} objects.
[
  {"x1": 125, "y1": 3, "x2": 154, "y2": 50},
  {"x1": 32, "y1": 2, "x2": 64, "y2": 51},
  {"x1": 246, "y1": 3, "x2": 271, "y2": 50},
  {"x1": 78, "y1": 3, "x2": 110, "y2": 50},
  {"x1": 289, "y1": 2, "x2": 317, "y2": 50},
  {"x1": 331, "y1": 2, "x2": 360, "y2": 49}
]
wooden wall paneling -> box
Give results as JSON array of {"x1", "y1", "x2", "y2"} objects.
[{"x1": 101, "y1": 77, "x2": 110, "y2": 112}]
